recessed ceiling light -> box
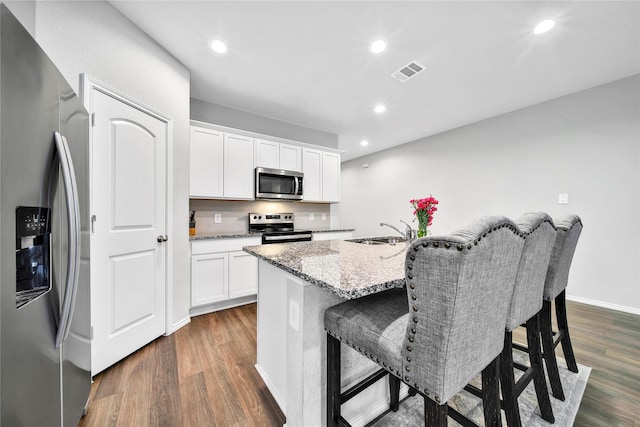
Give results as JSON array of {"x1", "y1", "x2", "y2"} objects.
[
  {"x1": 210, "y1": 39, "x2": 228, "y2": 54},
  {"x1": 360, "y1": 140, "x2": 369, "y2": 146},
  {"x1": 374, "y1": 104, "x2": 386, "y2": 113},
  {"x1": 370, "y1": 39, "x2": 387, "y2": 54},
  {"x1": 533, "y1": 19, "x2": 556, "y2": 35}
]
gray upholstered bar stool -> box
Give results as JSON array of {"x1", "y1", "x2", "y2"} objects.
[
  {"x1": 324, "y1": 216, "x2": 525, "y2": 427},
  {"x1": 540, "y1": 214, "x2": 583, "y2": 401},
  {"x1": 499, "y1": 212, "x2": 556, "y2": 427}
]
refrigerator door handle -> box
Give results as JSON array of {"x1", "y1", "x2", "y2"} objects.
[{"x1": 54, "y1": 131, "x2": 81, "y2": 349}]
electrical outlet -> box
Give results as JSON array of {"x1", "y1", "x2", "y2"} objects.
[
  {"x1": 322, "y1": 213, "x2": 327, "y2": 221},
  {"x1": 289, "y1": 299, "x2": 300, "y2": 331},
  {"x1": 309, "y1": 213, "x2": 314, "y2": 221},
  {"x1": 214, "y1": 214, "x2": 222, "y2": 223},
  {"x1": 558, "y1": 193, "x2": 569, "y2": 204}
]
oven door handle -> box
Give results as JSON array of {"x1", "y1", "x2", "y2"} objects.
[{"x1": 263, "y1": 233, "x2": 313, "y2": 242}]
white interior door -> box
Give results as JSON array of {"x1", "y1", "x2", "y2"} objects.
[{"x1": 90, "y1": 89, "x2": 167, "y2": 375}]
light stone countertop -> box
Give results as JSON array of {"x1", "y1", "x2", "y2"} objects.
[{"x1": 243, "y1": 239, "x2": 407, "y2": 299}]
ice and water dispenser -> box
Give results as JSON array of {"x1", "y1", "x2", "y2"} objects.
[{"x1": 15, "y1": 206, "x2": 51, "y2": 308}]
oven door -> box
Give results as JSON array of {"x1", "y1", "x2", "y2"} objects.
[{"x1": 255, "y1": 167, "x2": 303, "y2": 200}]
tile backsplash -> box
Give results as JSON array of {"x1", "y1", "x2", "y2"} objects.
[{"x1": 189, "y1": 199, "x2": 333, "y2": 234}]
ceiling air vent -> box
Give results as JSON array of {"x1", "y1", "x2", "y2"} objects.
[{"x1": 391, "y1": 61, "x2": 426, "y2": 83}]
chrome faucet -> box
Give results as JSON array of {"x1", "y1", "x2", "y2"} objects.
[
  {"x1": 380, "y1": 221, "x2": 416, "y2": 243},
  {"x1": 399, "y1": 220, "x2": 417, "y2": 242}
]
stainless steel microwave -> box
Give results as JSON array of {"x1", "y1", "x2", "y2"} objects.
[{"x1": 255, "y1": 167, "x2": 304, "y2": 201}]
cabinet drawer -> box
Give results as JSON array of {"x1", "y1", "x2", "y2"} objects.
[{"x1": 191, "y1": 237, "x2": 262, "y2": 255}]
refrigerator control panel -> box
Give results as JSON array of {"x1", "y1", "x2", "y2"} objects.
[
  {"x1": 15, "y1": 206, "x2": 51, "y2": 308},
  {"x1": 16, "y1": 206, "x2": 50, "y2": 239}
]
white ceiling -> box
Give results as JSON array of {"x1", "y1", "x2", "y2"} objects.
[{"x1": 111, "y1": 1, "x2": 640, "y2": 161}]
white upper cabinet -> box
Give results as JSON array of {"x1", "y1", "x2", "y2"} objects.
[
  {"x1": 279, "y1": 143, "x2": 302, "y2": 172},
  {"x1": 190, "y1": 126, "x2": 223, "y2": 198},
  {"x1": 223, "y1": 133, "x2": 254, "y2": 199},
  {"x1": 190, "y1": 122, "x2": 338, "y2": 202},
  {"x1": 255, "y1": 139, "x2": 302, "y2": 172},
  {"x1": 302, "y1": 148, "x2": 322, "y2": 202},
  {"x1": 302, "y1": 148, "x2": 340, "y2": 203},
  {"x1": 189, "y1": 126, "x2": 254, "y2": 199},
  {"x1": 255, "y1": 139, "x2": 280, "y2": 169},
  {"x1": 322, "y1": 152, "x2": 340, "y2": 202}
]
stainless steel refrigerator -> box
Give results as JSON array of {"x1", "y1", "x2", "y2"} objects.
[{"x1": 1, "y1": 4, "x2": 91, "y2": 426}]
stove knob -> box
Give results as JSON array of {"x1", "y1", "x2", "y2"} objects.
[
  {"x1": 253, "y1": 215, "x2": 257, "y2": 219},
  {"x1": 259, "y1": 216, "x2": 262, "y2": 220}
]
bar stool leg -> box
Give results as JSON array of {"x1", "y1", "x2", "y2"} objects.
[
  {"x1": 500, "y1": 331, "x2": 522, "y2": 427},
  {"x1": 389, "y1": 375, "x2": 400, "y2": 412},
  {"x1": 481, "y1": 356, "x2": 501, "y2": 427},
  {"x1": 527, "y1": 314, "x2": 554, "y2": 423},
  {"x1": 556, "y1": 291, "x2": 578, "y2": 373},
  {"x1": 327, "y1": 334, "x2": 341, "y2": 427},
  {"x1": 424, "y1": 397, "x2": 447, "y2": 427},
  {"x1": 541, "y1": 300, "x2": 565, "y2": 401}
]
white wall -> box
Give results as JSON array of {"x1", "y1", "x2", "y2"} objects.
[
  {"x1": 31, "y1": 1, "x2": 191, "y2": 331},
  {"x1": 192, "y1": 98, "x2": 339, "y2": 149},
  {"x1": 340, "y1": 75, "x2": 640, "y2": 313},
  {"x1": 4, "y1": 1, "x2": 34, "y2": 35}
]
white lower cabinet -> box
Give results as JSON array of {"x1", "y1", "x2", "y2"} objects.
[
  {"x1": 228, "y1": 250, "x2": 259, "y2": 299},
  {"x1": 191, "y1": 237, "x2": 260, "y2": 313},
  {"x1": 191, "y1": 252, "x2": 228, "y2": 306}
]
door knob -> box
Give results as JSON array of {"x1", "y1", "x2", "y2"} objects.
[{"x1": 157, "y1": 235, "x2": 168, "y2": 242}]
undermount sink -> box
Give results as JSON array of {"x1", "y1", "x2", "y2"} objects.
[{"x1": 347, "y1": 237, "x2": 407, "y2": 245}]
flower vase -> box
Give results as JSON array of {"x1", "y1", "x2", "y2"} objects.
[{"x1": 417, "y1": 219, "x2": 428, "y2": 238}]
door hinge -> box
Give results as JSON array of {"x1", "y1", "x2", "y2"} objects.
[
  {"x1": 91, "y1": 112, "x2": 96, "y2": 127},
  {"x1": 90, "y1": 325, "x2": 94, "y2": 340},
  {"x1": 91, "y1": 214, "x2": 97, "y2": 233}
]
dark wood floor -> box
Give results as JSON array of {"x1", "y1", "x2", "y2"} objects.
[
  {"x1": 512, "y1": 301, "x2": 640, "y2": 427},
  {"x1": 80, "y1": 300, "x2": 639, "y2": 427},
  {"x1": 79, "y1": 304, "x2": 285, "y2": 427}
]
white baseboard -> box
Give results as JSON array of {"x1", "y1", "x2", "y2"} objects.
[
  {"x1": 255, "y1": 363, "x2": 286, "y2": 413},
  {"x1": 165, "y1": 316, "x2": 191, "y2": 335},
  {"x1": 189, "y1": 295, "x2": 257, "y2": 317},
  {"x1": 566, "y1": 294, "x2": 640, "y2": 316}
]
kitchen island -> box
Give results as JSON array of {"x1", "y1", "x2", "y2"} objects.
[{"x1": 243, "y1": 239, "x2": 409, "y2": 427}]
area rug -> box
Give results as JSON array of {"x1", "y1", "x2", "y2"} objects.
[{"x1": 372, "y1": 356, "x2": 591, "y2": 427}]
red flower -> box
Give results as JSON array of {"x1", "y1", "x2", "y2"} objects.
[{"x1": 410, "y1": 196, "x2": 439, "y2": 234}]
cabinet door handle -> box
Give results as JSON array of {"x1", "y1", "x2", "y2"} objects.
[{"x1": 157, "y1": 235, "x2": 168, "y2": 242}]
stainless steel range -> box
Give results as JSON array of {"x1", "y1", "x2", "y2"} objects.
[{"x1": 248, "y1": 213, "x2": 312, "y2": 244}]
